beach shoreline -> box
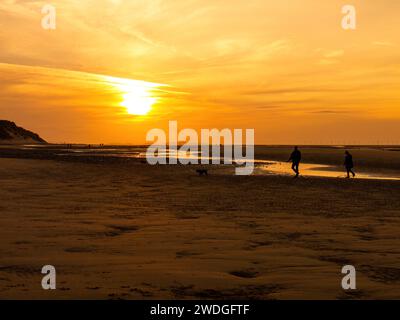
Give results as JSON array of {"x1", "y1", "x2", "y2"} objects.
[{"x1": 0, "y1": 147, "x2": 399, "y2": 299}]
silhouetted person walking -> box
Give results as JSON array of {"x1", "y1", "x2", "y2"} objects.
[
  {"x1": 288, "y1": 146, "x2": 301, "y2": 177},
  {"x1": 344, "y1": 150, "x2": 356, "y2": 178}
]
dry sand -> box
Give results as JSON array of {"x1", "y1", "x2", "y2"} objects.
[{"x1": 0, "y1": 147, "x2": 400, "y2": 299}]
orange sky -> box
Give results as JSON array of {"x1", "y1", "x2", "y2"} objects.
[{"x1": 0, "y1": 0, "x2": 399, "y2": 144}]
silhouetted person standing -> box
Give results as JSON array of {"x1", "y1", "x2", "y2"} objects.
[
  {"x1": 344, "y1": 150, "x2": 356, "y2": 178},
  {"x1": 288, "y1": 146, "x2": 302, "y2": 177}
]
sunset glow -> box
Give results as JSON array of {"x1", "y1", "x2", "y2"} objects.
[
  {"x1": 0, "y1": 0, "x2": 399, "y2": 144},
  {"x1": 121, "y1": 91, "x2": 155, "y2": 116},
  {"x1": 105, "y1": 76, "x2": 162, "y2": 116}
]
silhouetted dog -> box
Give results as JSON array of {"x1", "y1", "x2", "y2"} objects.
[{"x1": 196, "y1": 169, "x2": 208, "y2": 176}]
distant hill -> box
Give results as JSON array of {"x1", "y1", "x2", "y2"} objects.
[{"x1": 0, "y1": 120, "x2": 46, "y2": 144}]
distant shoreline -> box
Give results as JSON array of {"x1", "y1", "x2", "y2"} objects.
[
  {"x1": 1, "y1": 143, "x2": 400, "y2": 148},
  {"x1": 1, "y1": 144, "x2": 400, "y2": 175}
]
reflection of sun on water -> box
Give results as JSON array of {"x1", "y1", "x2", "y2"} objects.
[{"x1": 105, "y1": 76, "x2": 162, "y2": 116}]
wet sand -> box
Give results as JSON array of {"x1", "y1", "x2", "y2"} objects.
[
  {"x1": 255, "y1": 160, "x2": 400, "y2": 181},
  {"x1": 0, "y1": 146, "x2": 400, "y2": 299}
]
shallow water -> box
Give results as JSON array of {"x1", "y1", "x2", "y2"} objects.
[
  {"x1": 254, "y1": 160, "x2": 400, "y2": 181},
  {"x1": 16, "y1": 145, "x2": 400, "y2": 181}
]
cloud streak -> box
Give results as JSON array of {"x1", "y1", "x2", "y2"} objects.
[{"x1": 0, "y1": 0, "x2": 400, "y2": 143}]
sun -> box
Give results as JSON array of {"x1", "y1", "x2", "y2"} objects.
[
  {"x1": 105, "y1": 76, "x2": 163, "y2": 116},
  {"x1": 121, "y1": 89, "x2": 157, "y2": 116}
]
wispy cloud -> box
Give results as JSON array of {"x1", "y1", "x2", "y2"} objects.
[
  {"x1": 372, "y1": 41, "x2": 396, "y2": 47},
  {"x1": 1, "y1": 0, "x2": 400, "y2": 143}
]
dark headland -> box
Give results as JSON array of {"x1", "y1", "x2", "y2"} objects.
[{"x1": 0, "y1": 120, "x2": 46, "y2": 144}]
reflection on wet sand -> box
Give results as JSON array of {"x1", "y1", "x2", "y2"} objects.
[
  {"x1": 254, "y1": 161, "x2": 400, "y2": 181},
  {"x1": 2, "y1": 144, "x2": 400, "y2": 181}
]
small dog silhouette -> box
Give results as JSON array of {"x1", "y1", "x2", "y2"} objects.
[{"x1": 196, "y1": 169, "x2": 208, "y2": 176}]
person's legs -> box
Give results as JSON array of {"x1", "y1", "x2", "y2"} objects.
[
  {"x1": 292, "y1": 162, "x2": 299, "y2": 177},
  {"x1": 346, "y1": 166, "x2": 355, "y2": 178}
]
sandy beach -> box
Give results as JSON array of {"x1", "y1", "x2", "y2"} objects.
[{"x1": 0, "y1": 146, "x2": 400, "y2": 299}]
